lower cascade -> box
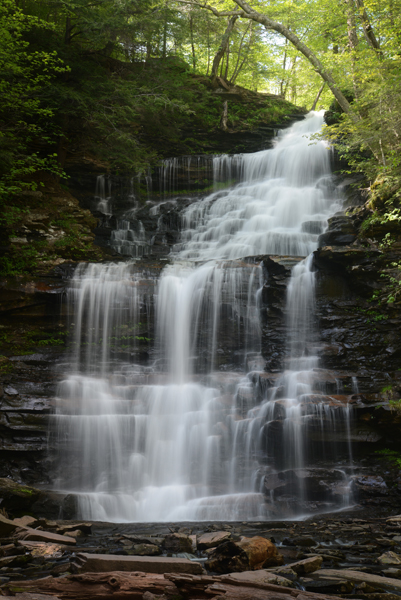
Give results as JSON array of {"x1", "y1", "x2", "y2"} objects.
[{"x1": 53, "y1": 112, "x2": 355, "y2": 522}]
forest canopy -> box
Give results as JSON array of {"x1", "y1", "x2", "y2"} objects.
[{"x1": 0, "y1": 0, "x2": 400, "y2": 211}]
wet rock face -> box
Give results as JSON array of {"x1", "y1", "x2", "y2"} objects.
[
  {"x1": 314, "y1": 244, "x2": 401, "y2": 389},
  {"x1": 260, "y1": 241, "x2": 401, "y2": 396}
]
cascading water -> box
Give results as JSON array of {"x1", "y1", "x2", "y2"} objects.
[{"x1": 54, "y1": 111, "x2": 354, "y2": 522}]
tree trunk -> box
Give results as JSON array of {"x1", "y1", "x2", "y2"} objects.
[
  {"x1": 220, "y1": 100, "x2": 228, "y2": 130},
  {"x1": 354, "y1": 0, "x2": 382, "y2": 56},
  {"x1": 206, "y1": 14, "x2": 211, "y2": 75},
  {"x1": 230, "y1": 22, "x2": 253, "y2": 85},
  {"x1": 189, "y1": 13, "x2": 196, "y2": 71},
  {"x1": 224, "y1": 44, "x2": 230, "y2": 79},
  {"x1": 344, "y1": 0, "x2": 360, "y2": 98},
  {"x1": 311, "y1": 82, "x2": 326, "y2": 110},
  {"x1": 283, "y1": 56, "x2": 297, "y2": 99},
  {"x1": 280, "y1": 40, "x2": 288, "y2": 97},
  {"x1": 207, "y1": 0, "x2": 352, "y2": 114},
  {"x1": 162, "y1": 1, "x2": 168, "y2": 60},
  {"x1": 229, "y1": 21, "x2": 251, "y2": 84},
  {"x1": 211, "y1": 15, "x2": 238, "y2": 84}
]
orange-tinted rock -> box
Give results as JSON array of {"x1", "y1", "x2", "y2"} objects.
[
  {"x1": 237, "y1": 536, "x2": 284, "y2": 569},
  {"x1": 205, "y1": 536, "x2": 283, "y2": 574}
]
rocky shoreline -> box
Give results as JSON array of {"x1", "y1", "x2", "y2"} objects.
[{"x1": 2, "y1": 510, "x2": 401, "y2": 598}]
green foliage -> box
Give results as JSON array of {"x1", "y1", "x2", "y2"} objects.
[
  {"x1": 0, "y1": 246, "x2": 41, "y2": 276},
  {"x1": 376, "y1": 448, "x2": 401, "y2": 467},
  {"x1": 0, "y1": 0, "x2": 67, "y2": 198}
]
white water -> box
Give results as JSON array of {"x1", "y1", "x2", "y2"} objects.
[{"x1": 54, "y1": 112, "x2": 354, "y2": 521}]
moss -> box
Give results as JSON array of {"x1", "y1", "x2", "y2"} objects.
[
  {"x1": 0, "y1": 355, "x2": 14, "y2": 374},
  {"x1": 0, "y1": 325, "x2": 67, "y2": 356},
  {"x1": 369, "y1": 175, "x2": 401, "y2": 212}
]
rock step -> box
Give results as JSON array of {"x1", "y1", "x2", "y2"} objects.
[
  {"x1": 73, "y1": 552, "x2": 204, "y2": 575},
  {"x1": 310, "y1": 569, "x2": 401, "y2": 594}
]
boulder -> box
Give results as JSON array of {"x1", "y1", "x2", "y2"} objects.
[
  {"x1": 0, "y1": 514, "x2": 20, "y2": 537},
  {"x1": 0, "y1": 478, "x2": 42, "y2": 516},
  {"x1": 56, "y1": 522, "x2": 92, "y2": 535},
  {"x1": 198, "y1": 531, "x2": 231, "y2": 550},
  {"x1": 238, "y1": 537, "x2": 284, "y2": 569},
  {"x1": 378, "y1": 551, "x2": 401, "y2": 566},
  {"x1": 206, "y1": 536, "x2": 283, "y2": 574},
  {"x1": 383, "y1": 568, "x2": 401, "y2": 579},
  {"x1": 129, "y1": 544, "x2": 161, "y2": 556},
  {"x1": 286, "y1": 556, "x2": 323, "y2": 574},
  {"x1": 12, "y1": 515, "x2": 38, "y2": 528},
  {"x1": 163, "y1": 532, "x2": 193, "y2": 554}
]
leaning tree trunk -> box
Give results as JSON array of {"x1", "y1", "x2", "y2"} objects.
[
  {"x1": 204, "y1": 0, "x2": 352, "y2": 114},
  {"x1": 344, "y1": 0, "x2": 360, "y2": 99},
  {"x1": 211, "y1": 15, "x2": 238, "y2": 85},
  {"x1": 310, "y1": 82, "x2": 326, "y2": 110}
]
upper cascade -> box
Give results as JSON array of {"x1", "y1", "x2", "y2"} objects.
[{"x1": 175, "y1": 111, "x2": 340, "y2": 261}]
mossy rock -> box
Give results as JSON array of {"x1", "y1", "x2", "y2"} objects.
[
  {"x1": 369, "y1": 176, "x2": 401, "y2": 212},
  {"x1": 0, "y1": 478, "x2": 42, "y2": 517}
]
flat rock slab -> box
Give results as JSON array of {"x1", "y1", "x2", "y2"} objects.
[
  {"x1": 56, "y1": 522, "x2": 92, "y2": 535},
  {"x1": 313, "y1": 569, "x2": 401, "y2": 593},
  {"x1": 15, "y1": 528, "x2": 76, "y2": 546},
  {"x1": 198, "y1": 531, "x2": 231, "y2": 549},
  {"x1": 221, "y1": 570, "x2": 295, "y2": 588},
  {"x1": 74, "y1": 552, "x2": 204, "y2": 574},
  {"x1": 287, "y1": 556, "x2": 323, "y2": 575}
]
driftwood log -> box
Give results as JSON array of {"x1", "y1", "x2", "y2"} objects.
[
  {"x1": 1, "y1": 571, "x2": 346, "y2": 600},
  {"x1": 1, "y1": 572, "x2": 176, "y2": 600}
]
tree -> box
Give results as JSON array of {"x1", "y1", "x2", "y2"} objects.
[
  {"x1": 0, "y1": 0, "x2": 67, "y2": 199},
  {"x1": 177, "y1": 0, "x2": 352, "y2": 113}
]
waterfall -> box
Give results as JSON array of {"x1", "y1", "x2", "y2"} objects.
[
  {"x1": 95, "y1": 175, "x2": 112, "y2": 216},
  {"x1": 53, "y1": 111, "x2": 354, "y2": 522}
]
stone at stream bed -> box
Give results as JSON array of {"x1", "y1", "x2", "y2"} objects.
[
  {"x1": 14, "y1": 528, "x2": 77, "y2": 546},
  {"x1": 17, "y1": 541, "x2": 64, "y2": 557},
  {"x1": 387, "y1": 515, "x2": 401, "y2": 523},
  {"x1": 72, "y1": 552, "x2": 205, "y2": 574},
  {"x1": 0, "y1": 479, "x2": 42, "y2": 516},
  {"x1": 309, "y1": 569, "x2": 401, "y2": 594},
  {"x1": 220, "y1": 569, "x2": 295, "y2": 588},
  {"x1": 56, "y1": 522, "x2": 92, "y2": 535},
  {"x1": 12, "y1": 516, "x2": 47, "y2": 528},
  {"x1": 0, "y1": 514, "x2": 20, "y2": 537},
  {"x1": 277, "y1": 555, "x2": 323, "y2": 575},
  {"x1": 198, "y1": 531, "x2": 232, "y2": 549},
  {"x1": 129, "y1": 543, "x2": 161, "y2": 556},
  {"x1": 162, "y1": 532, "x2": 193, "y2": 554},
  {"x1": 383, "y1": 568, "x2": 401, "y2": 579},
  {"x1": 206, "y1": 536, "x2": 284, "y2": 574},
  {"x1": 378, "y1": 551, "x2": 401, "y2": 565}
]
